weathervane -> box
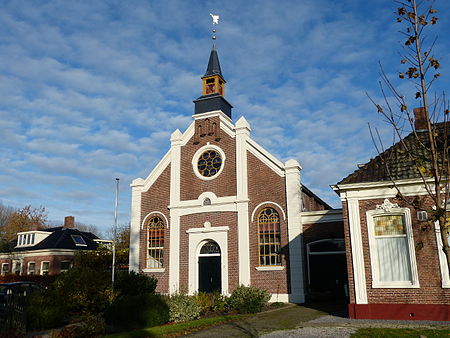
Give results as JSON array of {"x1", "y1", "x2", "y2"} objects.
[{"x1": 209, "y1": 13, "x2": 219, "y2": 40}]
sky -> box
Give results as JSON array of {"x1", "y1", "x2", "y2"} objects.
[{"x1": 1, "y1": 0, "x2": 449, "y2": 235}]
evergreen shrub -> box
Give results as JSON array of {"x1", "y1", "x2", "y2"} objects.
[
  {"x1": 104, "y1": 294, "x2": 169, "y2": 330},
  {"x1": 194, "y1": 292, "x2": 228, "y2": 314},
  {"x1": 26, "y1": 291, "x2": 67, "y2": 330},
  {"x1": 167, "y1": 294, "x2": 201, "y2": 322},
  {"x1": 114, "y1": 271, "x2": 157, "y2": 296},
  {"x1": 227, "y1": 285, "x2": 270, "y2": 314}
]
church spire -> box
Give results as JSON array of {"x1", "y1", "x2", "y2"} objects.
[
  {"x1": 201, "y1": 13, "x2": 226, "y2": 97},
  {"x1": 202, "y1": 44, "x2": 226, "y2": 96},
  {"x1": 204, "y1": 44, "x2": 223, "y2": 78},
  {"x1": 194, "y1": 13, "x2": 232, "y2": 119}
]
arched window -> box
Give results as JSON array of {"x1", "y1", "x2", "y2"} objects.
[
  {"x1": 258, "y1": 208, "x2": 281, "y2": 266},
  {"x1": 146, "y1": 216, "x2": 165, "y2": 268}
]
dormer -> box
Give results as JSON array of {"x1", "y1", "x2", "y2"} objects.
[{"x1": 16, "y1": 230, "x2": 51, "y2": 248}]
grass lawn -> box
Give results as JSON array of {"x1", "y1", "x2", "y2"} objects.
[
  {"x1": 103, "y1": 314, "x2": 245, "y2": 338},
  {"x1": 352, "y1": 328, "x2": 450, "y2": 337}
]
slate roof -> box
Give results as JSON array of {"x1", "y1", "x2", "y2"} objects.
[
  {"x1": 338, "y1": 124, "x2": 447, "y2": 185},
  {"x1": 203, "y1": 44, "x2": 223, "y2": 78},
  {"x1": 14, "y1": 227, "x2": 99, "y2": 252}
]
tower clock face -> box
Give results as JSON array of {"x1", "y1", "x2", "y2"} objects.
[{"x1": 197, "y1": 150, "x2": 222, "y2": 177}]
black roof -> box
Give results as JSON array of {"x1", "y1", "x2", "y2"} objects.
[
  {"x1": 203, "y1": 44, "x2": 223, "y2": 78},
  {"x1": 338, "y1": 124, "x2": 447, "y2": 185},
  {"x1": 14, "y1": 227, "x2": 99, "y2": 252}
]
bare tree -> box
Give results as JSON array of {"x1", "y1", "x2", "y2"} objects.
[
  {"x1": 75, "y1": 222, "x2": 102, "y2": 237},
  {"x1": 369, "y1": 0, "x2": 450, "y2": 271},
  {"x1": 0, "y1": 202, "x2": 15, "y2": 229}
]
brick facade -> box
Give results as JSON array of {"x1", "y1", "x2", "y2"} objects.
[{"x1": 340, "y1": 193, "x2": 450, "y2": 320}]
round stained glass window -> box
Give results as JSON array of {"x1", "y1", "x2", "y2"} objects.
[{"x1": 197, "y1": 150, "x2": 222, "y2": 177}]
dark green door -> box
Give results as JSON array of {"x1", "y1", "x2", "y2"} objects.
[{"x1": 198, "y1": 256, "x2": 221, "y2": 293}]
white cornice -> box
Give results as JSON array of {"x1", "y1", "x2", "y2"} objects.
[
  {"x1": 0, "y1": 249, "x2": 77, "y2": 259},
  {"x1": 332, "y1": 177, "x2": 433, "y2": 192},
  {"x1": 334, "y1": 178, "x2": 434, "y2": 201},
  {"x1": 301, "y1": 209, "x2": 343, "y2": 224}
]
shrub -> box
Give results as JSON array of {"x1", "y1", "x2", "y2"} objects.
[
  {"x1": 104, "y1": 294, "x2": 169, "y2": 330},
  {"x1": 26, "y1": 291, "x2": 68, "y2": 330},
  {"x1": 167, "y1": 294, "x2": 201, "y2": 322},
  {"x1": 194, "y1": 292, "x2": 228, "y2": 314},
  {"x1": 114, "y1": 271, "x2": 157, "y2": 296},
  {"x1": 51, "y1": 265, "x2": 114, "y2": 315},
  {"x1": 227, "y1": 285, "x2": 270, "y2": 314}
]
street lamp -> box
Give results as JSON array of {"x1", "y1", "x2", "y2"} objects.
[{"x1": 112, "y1": 178, "x2": 119, "y2": 288}]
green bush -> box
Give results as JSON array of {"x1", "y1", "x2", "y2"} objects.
[
  {"x1": 52, "y1": 265, "x2": 114, "y2": 315},
  {"x1": 114, "y1": 271, "x2": 157, "y2": 296},
  {"x1": 104, "y1": 294, "x2": 169, "y2": 330},
  {"x1": 26, "y1": 291, "x2": 68, "y2": 330},
  {"x1": 194, "y1": 292, "x2": 228, "y2": 314},
  {"x1": 227, "y1": 285, "x2": 270, "y2": 314},
  {"x1": 167, "y1": 294, "x2": 201, "y2": 322}
]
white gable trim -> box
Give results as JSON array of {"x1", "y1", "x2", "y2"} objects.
[
  {"x1": 137, "y1": 151, "x2": 171, "y2": 192},
  {"x1": 251, "y1": 201, "x2": 287, "y2": 222},
  {"x1": 247, "y1": 139, "x2": 285, "y2": 177}
]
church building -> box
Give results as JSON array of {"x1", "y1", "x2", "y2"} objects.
[{"x1": 128, "y1": 40, "x2": 345, "y2": 303}]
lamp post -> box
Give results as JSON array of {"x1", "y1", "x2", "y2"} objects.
[{"x1": 112, "y1": 178, "x2": 119, "y2": 288}]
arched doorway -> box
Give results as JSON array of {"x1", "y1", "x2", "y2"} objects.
[
  {"x1": 198, "y1": 240, "x2": 221, "y2": 293},
  {"x1": 307, "y1": 239, "x2": 348, "y2": 301}
]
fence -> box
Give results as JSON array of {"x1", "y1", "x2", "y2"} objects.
[{"x1": 0, "y1": 293, "x2": 27, "y2": 335}]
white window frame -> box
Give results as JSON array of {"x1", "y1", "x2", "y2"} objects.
[
  {"x1": 13, "y1": 260, "x2": 22, "y2": 275},
  {"x1": 366, "y1": 206, "x2": 420, "y2": 288},
  {"x1": 435, "y1": 220, "x2": 450, "y2": 288},
  {"x1": 41, "y1": 261, "x2": 50, "y2": 275},
  {"x1": 28, "y1": 261, "x2": 36, "y2": 275},
  {"x1": 60, "y1": 260, "x2": 72, "y2": 273},
  {"x1": 191, "y1": 144, "x2": 226, "y2": 181},
  {"x1": 1, "y1": 263, "x2": 9, "y2": 275}
]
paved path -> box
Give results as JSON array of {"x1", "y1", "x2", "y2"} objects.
[{"x1": 187, "y1": 303, "x2": 450, "y2": 337}]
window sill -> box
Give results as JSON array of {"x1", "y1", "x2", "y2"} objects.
[
  {"x1": 142, "y1": 268, "x2": 165, "y2": 273},
  {"x1": 372, "y1": 281, "x2": 420, "y2": 288},
  {"x1": 255, "y1": 266, "x2": 285, "y2": 271}
]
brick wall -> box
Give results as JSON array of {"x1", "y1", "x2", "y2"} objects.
[
  {"x1": 179, "y1": 212, "x2": 238, "y2": 292},
  {"x1": 247, "y1": 152, "x2": 289, "y2": 294},
  {"x1": 180, "y1": 117, "x2": 237, "y2": 201},
  {"x1": 345, "y1": 196, "x2": 450, "y2": 305},
  {"x1": 302, "y1": 191, "x2": 327, "y2": 211},
  {"x1": 0, "y1": 254, "x2": 75, "y2": 276},
  {"x1": 140, "y1": 164, "x2": 171, "y2": 293}
]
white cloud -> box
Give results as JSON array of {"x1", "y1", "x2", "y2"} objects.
[{"x1": 1, "y1": 0, "x2": 449, "y2": 233}]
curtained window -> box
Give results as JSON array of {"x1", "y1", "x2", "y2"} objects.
[
  {"x1": 367, "y1": 206, "x2": 419, "y2": 288},
  {"x1": 146, "y1": 216, "x2": 165, "y2": 269},
  {"x1": 373, "y1": 215, "x2": 412, "y2": 282}
]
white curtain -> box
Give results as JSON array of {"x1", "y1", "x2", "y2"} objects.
[{"x1": 377, "y1": 237, "x2": 412, "y2": 282}]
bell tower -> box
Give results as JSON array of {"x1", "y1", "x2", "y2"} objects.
[
  {"x1": 202, "y1": 44, "x2": 226, "y2": 96},
  {"x1": 193, "y1": 13, "x2": 233, "y2": 119}
]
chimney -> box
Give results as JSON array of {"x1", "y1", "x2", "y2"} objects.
[
  {"x1": 413, "y1": 107, "x2": 427, "y2": 131},
  {"x1": 64, "y1": 216, "x2": 75, "y2": 228}
]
